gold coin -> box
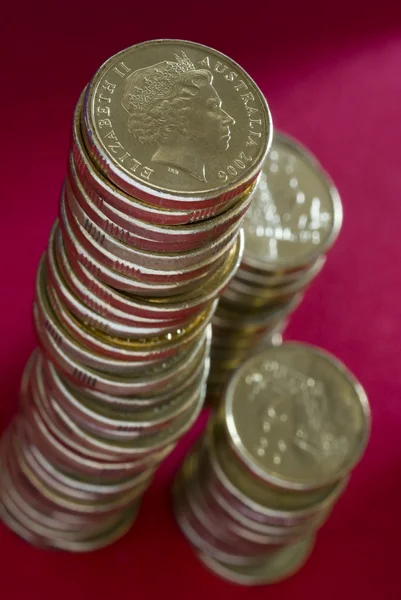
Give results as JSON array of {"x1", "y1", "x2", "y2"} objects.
[
  {"x1": 242, "y1": 130, "x2": 343, "y2": 272},
  {"x1": 224, "y1": 342, "x2": 371, "y2": 491},
  {"x1": 83, "y1": 40, "x2": 271, "y2": 208}
]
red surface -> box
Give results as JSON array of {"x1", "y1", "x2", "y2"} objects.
[{"x1": 1, "y1": 2, "x2": 401, "y2": 599}]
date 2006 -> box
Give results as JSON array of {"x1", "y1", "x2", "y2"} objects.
[{"x1": 218, "y1": 152, "x2": 253, "y2": 182}]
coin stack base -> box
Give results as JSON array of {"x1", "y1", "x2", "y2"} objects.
[
  {"x1": 197, "y1": 536, "x2": 314, "y2": 586},
  {"x1": 173, "y1": 343, "x2": 371, "y2": 586}
]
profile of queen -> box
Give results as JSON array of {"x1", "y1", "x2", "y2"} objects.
[{"x1": 121, "y1": 52, "x2": 235, "y2": 182}]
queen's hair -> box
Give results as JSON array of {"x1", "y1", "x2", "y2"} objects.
[{"x1": 122, "y1": 68, "x2": 213, "y2": 146}]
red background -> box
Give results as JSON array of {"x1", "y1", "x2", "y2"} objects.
[{"x1": 1, "y1": 2, "x2": 401, "y2": 598}]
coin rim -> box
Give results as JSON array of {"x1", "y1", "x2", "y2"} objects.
[
  {"x1": 83, "y1": 39, "x2": 272, "y2": 205},
  {"x1": 224, "y1": 341, "x2": 371, "y2": 491}
]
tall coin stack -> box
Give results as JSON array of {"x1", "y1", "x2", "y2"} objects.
[
  {"x1": 207, "y1": 133, "x2": 343, "y2": 405},
  {"x1": 0, "y1": 40, "x2": 272, "y2": 551},
  {"x1": 173, "y1": 343, "x2": 371, "y2": 586}
]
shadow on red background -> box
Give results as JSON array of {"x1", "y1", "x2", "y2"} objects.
[{"x1": 0, "y1": 2, "x2": 401, "y2": 599}]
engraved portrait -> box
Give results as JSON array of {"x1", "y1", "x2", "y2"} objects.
[{"x1": 121, "y1": 52, "x2": 235, "y2": 182}]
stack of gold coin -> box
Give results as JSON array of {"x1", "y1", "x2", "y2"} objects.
[
  {"x1": 207, "y1": 133, "x2": 343, "y2": 403},
  {"x1": 0, "y1": 40, "x2": 272, "y2": 550},
  {"x1": 173, "y1": 343, "x2": 371, "y2": 586}
]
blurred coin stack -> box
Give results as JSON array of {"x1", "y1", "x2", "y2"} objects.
[
  {"x1": 174, "y1": 343, "x2": 371, "y2": 586},
  {"x1": 0, "y1": 40, "x2": 271, "y2": 550},
  {"x1": 207, "y1": 133, "x2": 343, "y2": 404}
]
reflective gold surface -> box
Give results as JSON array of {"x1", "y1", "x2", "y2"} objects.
[
  {"x1": 243, "y1": 132, "x2": 342, "y2": 271},
  {"x1": 84, "y1": 40, "x2": 271, "y2": 206},
  {"x1": 225, "y1": 343, "x2": 371, "y2": 491}
]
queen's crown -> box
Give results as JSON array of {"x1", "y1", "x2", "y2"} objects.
[{"x1": 125, "y1": 52, "x2": 196, "y2": 112}]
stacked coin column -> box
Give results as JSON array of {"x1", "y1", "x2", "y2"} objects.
[
  {"x1": 207, "y1": 133, "x2": 343, "y2": 405},
  {"x1": 0, "y1": 40, "x2": 271, "y2": 551},
  {"x1": 174, "y1": 343, "x2": 371, "y2": 586}
]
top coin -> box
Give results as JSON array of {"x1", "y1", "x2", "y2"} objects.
[
  {"x1": 242, "y1": 132, "x2": 343, "y2": 271},
  {"x1": 224, "y1": 343, "x2": 371, "y2": 491},
  {"x1": 83, "y1": 39, "x2": 272, "y2": 209}
]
